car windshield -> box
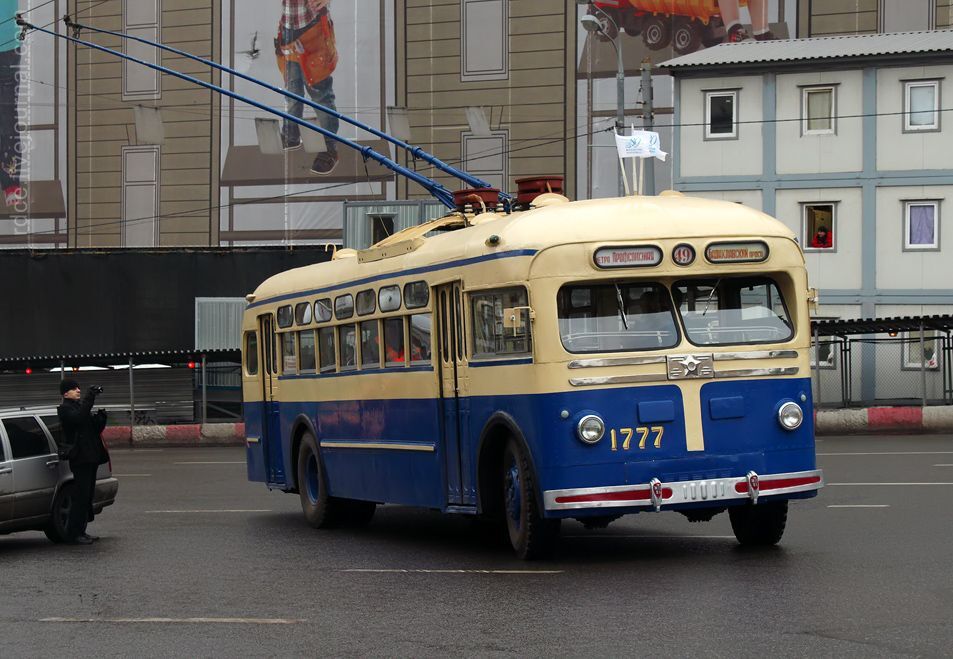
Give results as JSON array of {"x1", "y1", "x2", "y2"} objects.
[
  {"x1": 673, "y1": 276, "x2": 793, "y2": 346},
  {"x1": 557, "y1": 281, "x2": 680, "y2": 353}
]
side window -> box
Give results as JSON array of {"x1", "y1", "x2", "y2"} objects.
[
  {"x1": 383, "y1": 317, "x2": 406, "y2": 365},
  {"x1": 41, "y1": 415, "x2": 66, "y2": 451},
  {"x1": 470, "y1": 288, "x2": 532, "y2": 358},
  {"x1": 379, "y1": 285, "x2": 401, "y2": 312},
  {"x1": 409, "y1": 314, "x2": 432, "y2": 364},
  {"x1": 338, "y1": 324, "x2": 357, "y2": 370},
  {"x1": 276, "y1": 305, "x2": 294, "y2": 328},
  {"x1": 3, "y1": 417, "x2": 52, "y2": 458},
  {"x1": 335, "y1": 294, "x2": 354, "y2": 320},
  {"x1": 360, "y1": 320, "x2": 381, "y2": 369},
  {"x1": 404, "y1": 281, "x2": 430, "y2": 309},
  {"x1": 357, "y1": 289, "x2": 376, "y2": 316},
  {"x1": 803, "y1": 202, "x2": 836, "y2": 252},
  {"x1": 318, "y1": 327, "x2": 336, "y2": 372},
  {"x1": 298, "y1": 330, "x2": 316, "y2": 372},
  {"x1": 903, "y1": 80, "x2": 939, "y2": 132},
  {"x1": 904, "y1": 201, "x2": 939, "y2": 251},
  {"x1": 281, "y1": 332, "x2": 296, "y2": 374},
  {"x1": 245, "y1": 331, "x2": 259, "y2": 375},
  {"x1": 315, "y1": 298, "x2": 332, "y2": 323},
  {"x1": 802, "y1": 85, "x2": 836, "y2": 135},
  {"x1": 705, "y1": 90, "x2": 737, "y2": 140},
  {"x1": 295, "y1": 301, "x2": 312, "y2": 325}
]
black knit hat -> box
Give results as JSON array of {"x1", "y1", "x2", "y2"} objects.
[{"x1": 59, "y1": 379, "x2": 80, "y2": 395}]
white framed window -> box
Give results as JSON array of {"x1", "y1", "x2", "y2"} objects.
[
  {"x1": 704, "y1": 90, "x2": 737, "y2": 140},
  {"x1": 461, "y1": 129, "x2": 508, "y2": 191},
  {"x1": 123, "y1": 0, "x2": 161, "y2": 100},
  {"x1": 802, "y1": 202, "x2": 837, "y2": 252},
  {"x1": 902, "y1": 330, "x2": 940, "y2": 370},
  {"x1": 461, "y1": 0, "x2": 508, "y2": 81},
  {"x1": 903, "y1": 200, "x2": 940, "y2": 251},
  {"x1": 121, "y1": 145, "x2": 160, "y2": 247},
  {"x1": 802, "y1": 86, "x2": 836, "y2": 135},
  {"x1": 903, "y1": 80, "x2": 940, "y2": 132}
]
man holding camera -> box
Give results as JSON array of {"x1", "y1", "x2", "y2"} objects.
[{"x1": 57, "y1": 380, "x2": 109, "y2": 545}]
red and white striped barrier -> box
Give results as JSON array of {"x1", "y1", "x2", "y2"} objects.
[
  {"x1": 102, "y1": 423, "x2": 245, "y2": 447},
  {"x1": 816, "y1": 406, "x2": 953, "y2": 435}
]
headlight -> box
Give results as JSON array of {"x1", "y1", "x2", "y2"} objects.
[
  {"x1": 576, "y1": 415, "x2": 605, "y2": 444},
  {"x1": 778, "y1": 402, "x2": 803, "y2": 431}
]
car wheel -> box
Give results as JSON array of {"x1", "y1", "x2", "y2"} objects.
[
  {"x1": 297, "y1": 432, "x2": 345, "y2": 528},
  {"x1": 44, "y1": 482, "x2": 74, "y2": 543},
  {"x1": 729, "y1": 500, "x2": 788, "y2": 546},
  {"x1": 502, "y1": 439, "x2": 559, "y2": 560}
]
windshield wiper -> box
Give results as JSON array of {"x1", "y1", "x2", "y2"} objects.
[
  {"x1": 614, "y1": 283, "x2": 629, "y2": 330},
  {"x1": 702, "y1": 279, "x2": 722, "y2": 316}
]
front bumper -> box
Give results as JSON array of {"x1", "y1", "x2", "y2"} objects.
[{"x1": 544, "y1": 469, "x2": 823, "y2": 512}]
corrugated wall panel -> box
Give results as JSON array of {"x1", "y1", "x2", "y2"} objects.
[{"x1": 195, "y1": 298, "x2": 247, "y2": 350}]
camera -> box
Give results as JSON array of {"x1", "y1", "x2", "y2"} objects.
[{"x1": 90, "y1": 385, "x2": 104, "y2": 395}]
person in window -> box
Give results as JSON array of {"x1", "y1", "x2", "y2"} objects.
[
  {"x1": 810, "y1": 225, "x2": 833, "y2": 249},
  {"x1": 56, "y1": 380, "x2": 109, "y2": 545},
  {"x1": 276, "y1": 0, "x2": 340, "y2": 175},
  {"x1": 385, "y1": 332, "x2": 404, "y2": 364}
]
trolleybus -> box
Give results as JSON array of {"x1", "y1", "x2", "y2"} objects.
[{"x1": 241, "y1": 186, "x2": 823, "y2": 558}]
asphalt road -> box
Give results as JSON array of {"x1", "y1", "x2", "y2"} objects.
[{"x1": 2, "y1": 433, "x2": 953, "y2": 657}]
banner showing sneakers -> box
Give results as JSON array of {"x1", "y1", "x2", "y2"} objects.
[
  {"x1": 725, "y1": 24, "x2": 750, "y2": 43},
  {"x1": 3, "y1": 184, "x2": 23, "y2": 207},
  {"x1": 310, "y1": 145, "x2": 339, "y2": 175}
]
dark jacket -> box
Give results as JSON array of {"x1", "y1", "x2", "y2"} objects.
[{"x1": 57, "y1": 391, "x2": 108, "y2": 466}]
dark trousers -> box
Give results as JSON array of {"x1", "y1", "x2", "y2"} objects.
[
  {"x1": 68, "y1": 462, "x2": 98, "y2": 539},
  {"x1": 0, "y1": 48, "x2": 21, "y2": 191}
]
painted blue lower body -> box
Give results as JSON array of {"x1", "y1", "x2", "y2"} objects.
[{"x1": 243, "y1": 377, "x2": 817, "y2": 517}]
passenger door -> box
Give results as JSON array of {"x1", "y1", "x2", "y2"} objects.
[
  {"x1": 0, "y1": 430, "x2": 12, "y2": 521},
  {"x1": 1, "y1": 416, "x2": 60, "y2": 521},
  {"x1": 437, "y1": 282, "x2": 472, "y2": 505},
  {"x1": 257, "y1": 313, "x2": 284, "y2": 485}
]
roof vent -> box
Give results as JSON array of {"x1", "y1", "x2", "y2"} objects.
[
  {"x1": 453, "y1": 188, "x2": 500, "y2": 215},
  {"x1": 515, "y1": 176, "x2": 564, "y2": 210}
]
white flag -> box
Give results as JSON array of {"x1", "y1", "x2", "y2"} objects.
[{"x1": 615, "y1": 129, "x2": 667, "y2": 161}]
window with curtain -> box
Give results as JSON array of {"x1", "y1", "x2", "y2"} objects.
[
  {"x1": 904, "y1": 201, "x2": 939, "y2": 250},
  {"x1": 904, "y1": 80, "x2": 939, "y2": 131},
  {"x1": 802, "y1": 87, "x2": 835, "y2": 134}
]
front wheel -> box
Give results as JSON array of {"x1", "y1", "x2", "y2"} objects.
[
  {"x1": 44, "y1": 482, "x2": 74, "y2": 543},
  {"x1": 729, "y1": 500, "x2": 788, "y2": 546},
  {"x1": 502, "y1": 440, "x2": 559, "y2": 560},
  {"x1": 297, "y1": 432, "x2": 346, "y2": 528}
]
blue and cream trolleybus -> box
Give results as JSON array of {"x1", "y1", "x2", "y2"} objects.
[{"x1": 241, "y1": 181, "x2": 823, "y2": 558}]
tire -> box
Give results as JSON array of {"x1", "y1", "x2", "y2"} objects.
[
  {"x1": 672, "y1": 18, "x2": 703, "y2": 55},
  {"x1": 642, "y1": 16, "x2": 672, "y2": 51},
  {"x1": 588, "y1": 7, "x2": 619, "y2": 42},
  {"x1": 729, "y1": 500, "x2": 788, "y2": 546},
  {"x1": 296, "y1": 432, "x2": 346, "y2": 529},
  {"x1": 620, "y1": 11, "x2": 643, "y2": 36},
  {"x1": 502, "y1": 439, "x2": 559, "y2": 560},
  {"x1": 44, "y1": 482, "x2": 74, "y2": 543}
]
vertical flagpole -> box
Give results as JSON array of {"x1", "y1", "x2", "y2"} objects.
[
  {"x1": 618, "y1": 155, "x2": 631, "y2": 196},
  {"x1": 638, "y1": 157, "x2": 645, "y2": 196}
]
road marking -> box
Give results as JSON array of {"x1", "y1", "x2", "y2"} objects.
[
  {"x1": 565, "y1": 535, "x2": 734, "y2": 540},
  {"x1": 818, "y1": 451, "x2": 953, "y2": 456},
  {"x1": 112, "y1": 474, "x2": 152, "y2": 477},
  {"x1": 144, "y1": 509, "x2": 271, "y2": 514},
  {"x1": 173, "y1": 461, "x2": 246, "y2": 465},
  {"x1": 827, "y1": 504, "x2": 890, "y2": 508},
  {"x1": 828, "y1": 482, "x2": 953, "y2": 486},
  {"x1": 933, "y1": 464, "x2": 953, "y2": 467},
  {"x1": 340, "y1": 569, "x2": 563, "y2": 574},
  {"x1": 40, "y1": 617, "x2": 303, "y2": 625}
]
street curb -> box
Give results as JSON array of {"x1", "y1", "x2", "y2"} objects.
[
  {"x1": 103, "y1": 423, "x2": 245, "y2": 447},
  {"x1": 816, "y1": 406, "x2": 953, "y2": 435}
]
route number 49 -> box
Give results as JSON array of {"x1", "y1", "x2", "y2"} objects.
[{"x1": 610, "y1": 426, "x2": 664, "y2": 451}]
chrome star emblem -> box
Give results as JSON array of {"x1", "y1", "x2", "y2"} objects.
[{"x1": 679, "y1": 354, "x2": 702, "y2": 372}]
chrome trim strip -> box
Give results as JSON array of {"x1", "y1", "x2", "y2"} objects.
[
  {"x1": 568, "y1": 356, "x2": 667, "y2": 369},
  {"x1": 569, "y1": 373, "x2": 668, "y2": 387},
  {"x1": 245, "y1": 437, "x2": 260, "y2": 444},
  {"x1": 544, "y1": 469, "x2": 823, "y2": 511},
  {"x1": 712, "y1": 350, "x2": 799, "y2": 361},
  {"x1": 713, "y1": 366, "x2": 800, "y2": 378},
  {"x1": 320, "y1": 441, "x2": 435, "y2": 453}
]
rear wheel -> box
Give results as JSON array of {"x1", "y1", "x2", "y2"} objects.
[
  {"x1": 44, "y1": 483, "x2": 74, "y2": 543},
  {"x1": 297, "y1": 432, "x2": 346, "y2": 528},
  {"x1": 729, "y1": 500, "x2": 788, "y2": 546},
  {"x1": 502, "y1": 439, "x2": 559, "y2": 560},
  {"x1": 587, "y1": 7, "x2": 619, "y2": 41},
  {"x1": 642, "y1": 15, "x2": 672, "y2": 50},
  {"x1": 672, "y1": 18, "x2": 703, "y2": 54}
]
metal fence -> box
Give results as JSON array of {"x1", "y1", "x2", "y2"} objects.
[{"x1": 812, "y1": 319, "x2": 953, "y2": 408}]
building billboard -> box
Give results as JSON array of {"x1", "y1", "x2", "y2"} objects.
[{"x1": 220, "y1": 0, "x2": 393, "y2": 245}]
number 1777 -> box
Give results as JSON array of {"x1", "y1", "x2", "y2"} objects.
[{"x1": 610, "y1": 426, "x2": 663, "y2": 451}]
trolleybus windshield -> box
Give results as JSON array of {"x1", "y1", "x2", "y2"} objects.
[
  {"x1": 673, "y1": 276, "x2": 793, "y2": 346},
  {"x1": 557, "y1": 281, "x2": 680, "y2": 353}
]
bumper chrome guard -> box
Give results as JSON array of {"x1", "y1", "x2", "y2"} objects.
[{"x1": 544, "y1": 469, "x2": 824, "y2": 511}]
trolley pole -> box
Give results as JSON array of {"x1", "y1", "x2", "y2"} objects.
[{"x1": 640, "y1": 58, "x2": 656, "y2": 196}]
